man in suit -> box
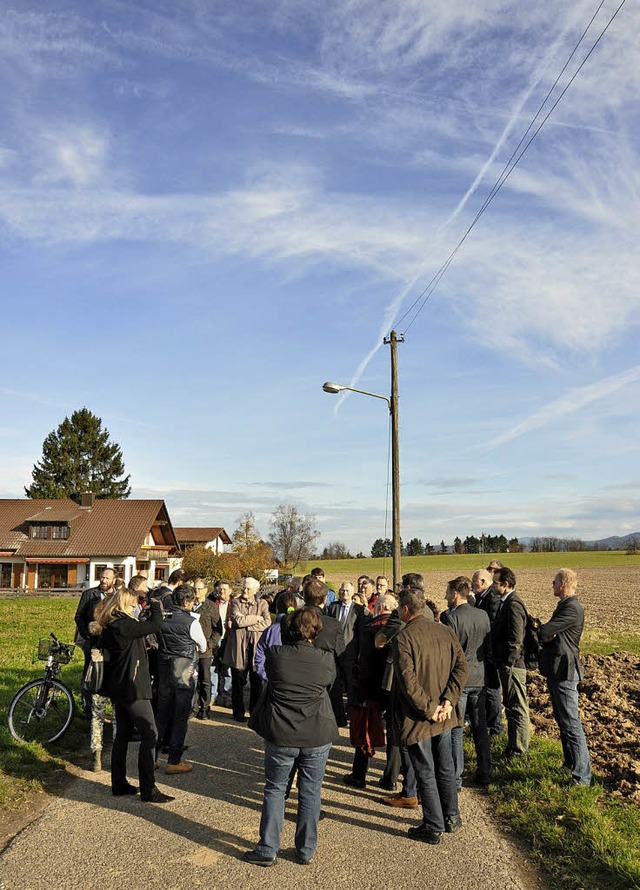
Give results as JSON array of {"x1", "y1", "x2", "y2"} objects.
[
  {"x1": 472, "y1": 569, "x2": 503, "y2": 737},
  {"x1": 441, "y1": 576, "x2": 492, "y2": 787},
  {"x1": 74, "y1": 567, "x2": 117, "y2": 718},
  {"x1": 328, "y1": 581, "x2": 365, "y2": 725},
  {"x1": 491, "y1": 567, "x2": 530, "y2": 758},
  {"x1": 539, "y1": 569, "x2": 591, "y2": 786}
]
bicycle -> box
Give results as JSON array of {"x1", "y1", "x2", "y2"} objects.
[{"x1": 7, "y1": 633, "x2": 76, "y2": 744}]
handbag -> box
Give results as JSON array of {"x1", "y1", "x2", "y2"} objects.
[
  {"x1": 165, "y1": 655, "x2": 196, "y2": 689},
  {"x1": 84, "y1": 647, "x2": 107, "y2": 695}
]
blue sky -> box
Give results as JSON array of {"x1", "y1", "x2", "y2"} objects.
[{"x1": 1, "y1": 0, "x2": 639, "y2": 553}]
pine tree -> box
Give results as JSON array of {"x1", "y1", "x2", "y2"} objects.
[{"x1": 25, "y1": 408, "x2": 131, "y2": 500}]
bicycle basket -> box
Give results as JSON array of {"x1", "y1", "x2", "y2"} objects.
[{"x1": 36, "y1": 639, "x2": 75, "y2": 664}]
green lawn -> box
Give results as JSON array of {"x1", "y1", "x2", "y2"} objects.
[
  {"x1": 0, "y1": 598, "x2": 87, "y2": 810},
  {"x1": 302, "y1": 550, "x2": 640, "y2": 577}
]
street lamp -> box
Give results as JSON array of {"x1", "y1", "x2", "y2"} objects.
[{"x1": 322, "y1": 331, "x2": 403, "y2": 590}]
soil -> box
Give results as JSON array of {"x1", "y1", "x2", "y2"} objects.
[{"x1": 528, "y1": 652, "x2": 640, "y2": 803}]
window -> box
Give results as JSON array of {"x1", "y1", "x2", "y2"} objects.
[
  {"x1": 0, "y1": 564, "x2": 12, "y2": 588},
  {"x1": 37, "y1": 564, "x2": 68, "y2": 589},
  {"x1": 155, "y1": 566, "x2": 167, "y2": 581},
  {"x1": 113, "y1": 564, "x2": 126, "y2": 580},
  {"x1": 30, "y1": 525, "x2": 48, "y2": 539},
  {"x1": 94, "y1": 564, "x2": 108, "y2": 582},
  {"x1": 51, "y1": 525, "x2": 69, "y2": 540}
]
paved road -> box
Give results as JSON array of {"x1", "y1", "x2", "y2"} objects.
[{"x1": 1, "y1": 709, "x2": 546, "y2": 890}]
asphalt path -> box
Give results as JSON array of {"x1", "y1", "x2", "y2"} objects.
[{"x1": 1, "y1": 708, "x2": 546, "y2": 890}]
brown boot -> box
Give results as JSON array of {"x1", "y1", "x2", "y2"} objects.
[
  {"x1": 165, "y1": 762, "x2": 193, "y2": 775},
  {"x1": 380, "y1": 794, "x2": 419, "y2": 808},
  {"x1": 92, "y1": 749, "x2": 102, "y2": 772}
]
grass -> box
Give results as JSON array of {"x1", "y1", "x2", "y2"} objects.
[
  {"x1": 581, "y1": 628, "x2": 640, "y2": 656},
  {"x1": 0, "y1": 598, "x2": 87, "y2": 812},
  {"x1": 466, "y1": 736, "x2": 640, "y2": 890},
  {"x1": 301, "y1": 550, "x2": 640, "y2": 578}
]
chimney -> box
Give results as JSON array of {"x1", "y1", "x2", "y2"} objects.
[{"x1": 80, "y1": 492, "x2": 95, "y2": 508}]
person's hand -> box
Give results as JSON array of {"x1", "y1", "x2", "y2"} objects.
[{"x1": 433, "y1": 700, "x2": 453, "y2": 723}]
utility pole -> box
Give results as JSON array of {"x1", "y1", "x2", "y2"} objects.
[{"x1": 384, "y1": 330, "x2": 404, "y2": 591}]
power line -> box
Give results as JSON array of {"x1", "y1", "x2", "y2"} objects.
[{"x1": 394, "y1": 0, "x2": 627, "y2": 334}]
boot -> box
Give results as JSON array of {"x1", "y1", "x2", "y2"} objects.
[{"x1": 92, "y1": 749, "x2": 102, "y2": 772}]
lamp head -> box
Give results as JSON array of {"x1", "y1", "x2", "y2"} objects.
[{"x1": 322, "y1": 382, "x2": 345, "y2": 394}]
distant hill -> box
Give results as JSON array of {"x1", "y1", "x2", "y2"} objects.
[{"x1": 589, "y1": 532, "x2": 640, "y2": 550}]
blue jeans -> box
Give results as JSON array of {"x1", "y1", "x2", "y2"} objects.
[
  {"x1": 256, "y1": 742, "x2": 332, "y2": 861},
  {"x1": 407, "y1": 732, "x2": 458, "y2": 834},
  {"x1": 211, "y1": 663, "x2": 231, "y2": 700},
  {"x1": 400, "y1": 746, "x2": 417, "y2": 797},
  {"x1": 547, "y1": 678, "x2": 591, "y2": 785},
  {"x1": 452, "y1": 687, "x2": 491, "y2": 787}
]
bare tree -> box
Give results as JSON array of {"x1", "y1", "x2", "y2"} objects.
[{"x1": 269, "y1": 505, "x2": 320, "y2": 569}]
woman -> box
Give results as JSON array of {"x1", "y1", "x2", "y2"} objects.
[
  {"x1": 245, "y1": 607, "x2": 338, "y2": 867},
  {"x1": 91, "y1": 587, "x2": 172, "y2": 803}
]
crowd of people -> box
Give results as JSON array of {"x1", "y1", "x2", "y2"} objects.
[{"x1": 73, "y1": 561, "x2": 591, "y2": 862}]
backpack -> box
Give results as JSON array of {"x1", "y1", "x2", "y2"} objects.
[
  {"x1": 523, "y1": 612, "x2": 542, "y2": 670},
  {"x1": 84, "y1": 645, "x2": 108, "y2": 695}
]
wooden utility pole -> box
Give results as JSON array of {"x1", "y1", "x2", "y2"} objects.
[{"x1": 384, "y1": 330, "x2": 404, "y2": 591}]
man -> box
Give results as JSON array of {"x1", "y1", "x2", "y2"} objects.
[
  {"x1": 74, "y1": 567, "x2": 117, "y2": 718},
  {"x1": 328, "y1": 581, "x2": 365, "y2": 725},
  {"x1": 539, "y1": 569, "x2": 591, "y2": 786},
  {"x1": 472, "y1": 569, "x2": 503, "y2": 737},
  {"x1": 310, "y1": 567, "x2": 337, "y2": 608},
  {"x1": 359, "y1": 576, "x2": 376, "y2": 613},
  {"x1": 222, "y1": 577, "x2": 271, "y2": 722},
  {"x1": 152, "y1": 568, "x2": 187, "y2": 608},
  {"x1": 192, "y1": 579, "x2": 220, "y2": 719},
  {"x1": 303, "y1": 577, "x2": 346, "y2": 724},
  {"x1": 155, "y1": 585, "x2": 207, "y2": 774},
  {"x1": 491, "y1": 567, "x2": 530, "y2": 758},
  {"x1": 393, "y1": 587, "x2": 468, "y2": 845},
  {"x1": 487, "y1": 560, "x2": 503, "y2": 575},
  {"x1": 441, "y1": 577, "x2": 491, "y2": 787},
  {"x1": 212, "y1": 579, "x2": 233, "y2": 706}
]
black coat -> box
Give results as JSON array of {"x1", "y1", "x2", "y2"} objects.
[
  {"x1": 101, "y1": 600, "x2": 164, "y2": 703},
  {"x1": 249, "y1": 641, "x2": 339, "y2": 747},
  {"x1": 539, "y1": 596, "x2": 585, "y2": 682},
  {"x1": 74, "y1": 586, "x2": 103, "y2": 641},
  {"x1": 327, "y1": 601, "x2": 365, "y2": 664},
  {"x1": 474, "y1": 586, "x2": 502, "y2": 625},
  {"x1": 491, "y1": 591, "x2": 527, "y2": 669}
]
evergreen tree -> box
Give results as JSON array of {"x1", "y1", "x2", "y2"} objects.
[{"x1": 25, "y1": 408, "x2": 131, "y2": 500}]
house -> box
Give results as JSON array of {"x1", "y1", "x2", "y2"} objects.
[
  {"x1": 0, "y1": 494, "x2": 181, "y2": 590},
  {"x1": 174, "y1": 527, "x2": 231, "y2": 555}
]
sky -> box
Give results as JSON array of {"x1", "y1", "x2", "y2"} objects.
[{"x1": 1, "y1": 0, "x2": 639, "y2": 554}]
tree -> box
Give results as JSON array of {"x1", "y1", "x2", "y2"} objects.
[
  {"x1": 440, "y1": 540, "x2": 447, "y2": 554},
  {"x1": 453, "y1": 536, "x2": 463, "y2": 554},
  {"x1": 424, "y1": 542, "x2": 434, "y2": 555},
  {"x1": 406, "y1": 538, "x2": 424, "y2": 556},
  {"x1": 371, "y1": 538, "x2": 386, "y2": 558},
  {"x1": 320, "y1": 542, "x2": 352, "y2": 560},
  {"x1": 25, "y1": 408, "x2": 131, "y2": 500},
  {"x1": 181, "y1": 545, "x2": 218, "y2": 580},
  {"x1": 269, "y1": 504, "x2": 320, "y2": 569},
  {"x1": 231, "y1": 512, "x2": 276, "y2": 579}
]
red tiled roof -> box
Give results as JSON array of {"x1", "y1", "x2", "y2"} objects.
[
  {"x1": 0, "y1": 499, "x2": 180, "y2": 558},
  {"x1": 174, "y1": 527, "x2": 231, "y2": 544}
]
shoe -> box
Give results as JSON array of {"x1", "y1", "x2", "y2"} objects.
[
  {"x1": 378, "y1": 777, "x2": 397, "y2": 792},
  {"x1": 154, "y1": 760, "x2": 161, "y2": 770},
  {"x1": 92, "y1": 750, "x2": 102, "y2": 772},
  {"x1": 407, "y1": 825, "x2": 442, "y2": 845},
  {"x1": 342, "y1": 773, "x2": 366, "y2": 789},
  {"x1": 445, "y1": 814, "x2": 463, "y2": 833},
  {"x1": 112, "y1": 783, "x2": 138, "y2": 797},
  {"x1": 195, "y1": 710, "x2": 206, "y2": 719},
  {"x1": 233, "y1": 715, "x2": 248, "y2": 723},
  {"x1": 141, "y1": 788, "x2": 175, "y2": 804},
  {"x1": 243, "y1": 850, "x2": 277, "y2": 867},
  {"x1": 165, "y1": 762, "x2": 193, "y2": 775},
  {"x1": 504, "y1": 750, "x2": 527, "y2": 762},
  {"x1": 473, "y1": 773, "x2": 491, "y2": 787},
  {"x1": 295, "y1": 852, "x2": 312, "y2": 865},
  {"x1": 380, "y1": 794, "x2": 419, "y2": 809}
]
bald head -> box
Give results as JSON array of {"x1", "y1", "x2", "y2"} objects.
[{"x1": 472, "y1": 570, "x2": 493, "y2": 595}]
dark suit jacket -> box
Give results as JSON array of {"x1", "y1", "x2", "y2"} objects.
[
  {"x1": 328, "y1": 601, "x2": 364, "y2": 664},
  {"x1": 538, "y1": 596, "x2": 585, "y2": 682},
  {"x1": 491, "y1": 591, "x2": 527, "y2": 669},
  {"x1": 313, "y1": 610, "x2": 346, "y2": 660},
  {"x1": 441, "y1": 603, "x2": 491, "y2": 688},
  {"x1": 474, "y1": 586, "x2": 502, "y2": 625},
  {"x1": 74, "y1": 585, "x2": 103, "y2": 642}
]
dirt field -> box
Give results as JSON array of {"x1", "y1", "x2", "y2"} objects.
[{"x1": 338, "y1": 566, "x2": 640, "y2": 802}]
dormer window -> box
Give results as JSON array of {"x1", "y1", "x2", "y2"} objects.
[{"x1": 30, "y1": 524, "x2": 69, "y2": 540}]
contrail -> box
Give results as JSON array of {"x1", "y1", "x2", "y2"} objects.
[
  {"x1": 337, "y1": 19, "x2": 576, "y2": 404},
  {"x1": 483, "y1": 364, "x2": 640, "y2": 449}
]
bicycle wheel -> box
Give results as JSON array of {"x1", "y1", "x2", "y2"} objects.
[{"x1": 7, "y1": 679, "x2": 75, "y2": 744}]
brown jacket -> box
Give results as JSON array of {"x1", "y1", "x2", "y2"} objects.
[
  {"x1": 221, "y1": 595, "x2": 271, "y2": 670},
  {"x1": 393, "y1": 611, "x2": 468, "y2": 746}
]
